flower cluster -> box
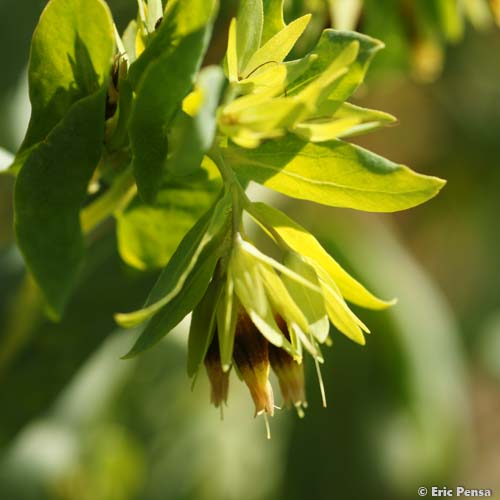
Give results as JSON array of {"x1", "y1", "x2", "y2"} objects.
[{"x1": 196, "y1": 198, "x2": 393, "y2": 423}]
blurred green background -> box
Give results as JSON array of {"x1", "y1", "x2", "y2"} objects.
[{"x1": 1, "y1": 1, "x2": 500, "y2": 499}]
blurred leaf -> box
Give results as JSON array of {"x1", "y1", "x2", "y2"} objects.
[
  {"x1": 0, "y1": 231, "x2": 155, "y2": 447},
  {"x1": 116, "y1": 161, "x2": 221, "y2": 271},
  {"x1": 328, "y1": 0, "x2": 363, "y2": 31},
  {"x1": 236, "y1": 0, "x2": 264, "y2": 73},
  {"x1": 166, "y1": 66, "x2": 225, "y2": 177},
  {"x1": 226, "y1": 136, "x2": 445, "y2": 212},
  {"x1": 262, "y1": 0, "x2": 286, "y2": 43},
  {"x1": 128, "y1": 0, "x2": 217, "y2": 202},
  {"x1": 11, "y1": 0, "x2": 115, "y2": 170}
]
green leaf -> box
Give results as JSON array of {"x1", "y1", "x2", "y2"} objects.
[
  {"x1": 315, "y1": 264, "x2": 368, "y2": 345},
  {"x1": 15, "y1": 89, "x2": 110, "y2": 318},
  {"x1": 15, "y1": 0, "x2": 115, "y2": 159},
  {"x1": 13, "y1": 0, "x2": 115, "y2": 316},
  {"x1": 282, "y1": 252, "x2": 330, "y2": 343},
  {"x1": 226, "y1": 135, "x2": 446, "y2": 212},
  {"x1": 262, "y1": 0, "x2": 285, "y2": 43},
  {"x1": 123, "y1": 242, "x2": 222, "y2": 357},
  {"x1": 236, "y1": 0, "x2": 264, "y2": 73},
  {"x1": 128, "y1": 32, "x2": 207, "y2": 202},
  {"x1": 289, "y1": 29, "x2": 384, "y2": 105},
  {"x1": 166, "y1": 66, "x2": 225, "y2": 177},
  {"x1": 116, "y1": 190, "x2": 231, "y2": 329},
  {"x1": 116, "y1": 161, "x2": 221, "y2": 270},
  {"x1": 243, "y1": 14, "x2": 311, "y2": 76},
  {"x1": 128, "y1": 0, "x2": 217, "y2": 88},
  {"x1": 128, "y1": 0, "x2": 217, "y2": 202},
  {"x1": 187, "y1": 276, "x2": 223, "y2": 377},
  {"x1": 248, "y1": 202, "x2": 394, "y2": 310}
]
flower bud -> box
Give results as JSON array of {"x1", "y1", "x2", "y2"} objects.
[
  {"x1": 233, "y1": 312, "x2": 274, "y2": 416},
  {"x1": 204, "y1": 333, "x2": 229, "y2": 408}
]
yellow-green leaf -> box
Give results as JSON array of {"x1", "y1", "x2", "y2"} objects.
[{"x1": 249, "y1": 202, "x2": 394, "y2": 310}]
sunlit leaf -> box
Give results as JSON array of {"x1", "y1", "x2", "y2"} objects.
[
  {"x1": 282, "y1": 252, "x2": 330, "y2": 343},
  {"x1": 244, "y1": 14, "x2": 311, "y2": 76},
  {"x1": 249, "y1": 202, "x2": 394, "y2": 310},
  {"x1": 226, "y1": 135, "x2": 445, "y2": 212}
]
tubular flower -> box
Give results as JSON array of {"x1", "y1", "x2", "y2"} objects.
[
  {"x1": 193, "y1": 195, "x2": 394, "y2": 425},
  {"x1": 232, "y1": 312, "x2": 274, "y2": 416},
  {"x1": 269, "y1": 316, "x2": 307, "y2": 417},
  {"x1": 204, "y1": 333, "x2": 229, "y2": 409}
]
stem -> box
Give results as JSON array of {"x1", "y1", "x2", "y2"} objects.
[
  {"x1": 209, "y1": 147, "x2": 250, "y2": 236},
  {"x1": 81, "y1": 166, "x2": 136, "y2": 234}
]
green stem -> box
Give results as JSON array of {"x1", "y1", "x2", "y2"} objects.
[
  {"x1": 209, "y1": 147, "x2": 250, "y2": 235},
  {"x1": 81, "y1": 166, "x2": 136, "y2": 234}
]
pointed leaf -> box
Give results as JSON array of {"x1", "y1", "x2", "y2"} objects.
[
  {"x1": 216, "y1": 274, "x2": 239, "y2": 371},
  {"x1": 116, "y1": 190, "x2": 231, "y2": 327},
  {"x1": 187, "y1": 276, "x2": 223, "y2": 376},
  {"x1": 249, "y1": 202, "x2": 394, "y2": 310},
  {"x1": 282, "y1": 252, "x2": 330, "y2": 343},
  {"x1": 226, "y1": 135, "x2": 446, "y2": 212},
  {"x1": 244, "y1": 14, "x2": 311, "y2": 75}
]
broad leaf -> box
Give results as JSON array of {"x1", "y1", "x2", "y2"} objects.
[
  {"x1": 14, "y1": 0, "x2": 114, "y2": 157},
  {"x1": 226, "y1": 135, "x2": 445, "y2": 212},
  {"x1": 249, "y1": 202, "x2": 394, "y2": 310},
  {"x1": 13, "y1": 0, "x2": 115, "y2": 316},
  {"x1": 116, "y1": 162, "x2": 222, "y2": 270},
  {"x1": 15, "y1": 90, "x2": 110, "y2": 318},
  {"x1": 128, "y1": 0, "x2": 217, "y2": 202}
]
